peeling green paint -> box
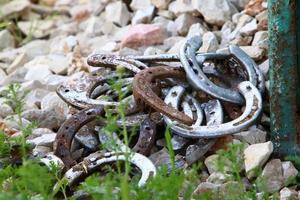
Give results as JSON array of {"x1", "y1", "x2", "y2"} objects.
[{"x1": 268, "y1": 0, "x2": 300, "y2": 160}]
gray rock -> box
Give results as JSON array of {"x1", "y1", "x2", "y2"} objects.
[
  {"x1": 174, "y1": 13, "x2": 200, "y2": 36},
  {"x1": 234, "y1": 126, "x2": 267, "y2": 144},
  {"x1": 24, "y1": 64, "x2": 53, "y2": 81},
  {"x1": 3, "y1": 115, "x2": 31, "y2": 130},
  {"x1": 240, "y1": 19, "x2": 257, "y2": 36},
  {"x1": 252, "y1": 31, "x2": 268, "y2": 50},
  {"x1": 187, "y1": 23, "x2": 207, "y2": 38},
  {"x1": 199, "y1": 32, "x2": 219, "y2": 53},
  {"x1": 260, "y1": 159, "x2": 284, "y2": 193},
  {"x1": 20, "y1": 40, "x2": 49, "y2": 61},
  {"x1": 83, "y1": 16, "x2": 104, "y2": 37},
  {"x1": 132, "y1": 6, "x2": 155, "y2": 25},
  {"x1": 0, "y1": 98, "x2": 14, "y2": 118},
  {"x1": 151, "y1": 0, "x2": 171, "y2": 9},
  {"x1": 0, "y1": 30, "x2": 15, "y2": 51},
  {"x1": 32, "y1": 145, "x2": 52, "y2": 158},
  {"x1": 24, "y1": 88, "x2": 49, "y2": 110},
  {"x1": 280, "y1": 187, "x2": 298, "y2": 200},
  {"x1": 75, "y1": 126, "x2": 99, "y2": 151},
  {"x1": 192, "y1": 0, "x2": 238, "y2": 26},
  {"x1": 27, "y1": 133, "x2": 56, "y2": 147},
  {"x1": 105, "y1": 1, "x2": 131, "y2": 27},
  {"x1": 240, "y1": 46, "x2": 265, "y2": 61},
  {"x1": 6, "y1": 53, "x2": 28, "y2": 74},
  {"x1": 31, "y1": 128, "x2": 55, "y2": 137},
  {"x1": 229, "y1": 0, "x2": 250, "y2": 10},
  {"x1": 49, "y1": 35, "x2": 78, "y2": 54},
  {"x1": 229, "y1": 14, "x2": 253, "y2": 40},
  {"x1": 41, "y1": 92, "x2": 68, "y2": 116},
  {"x1": 0, "y1": 0, "x2": 30, "y2": 19},
  {"x1": 18, "y1": 20, "x2": 55, "y2": 39},
  {"x1": 204, "y1": 154, "x2": 233, "y2": 174},
  {"x1": 118, "y1": 47, "x2": 142, "y2": 56},
  {"x1": 22, "y1": 109, "x2": 65, "y2": 130},
  {"x1": 43, "y1": 74, "x2": 67, "y2": 91},
  {"x1": 169, "y1": 0, "x2": 198, "y2": 16},
  {"x1": 157, "y1": 10, "x2": 175, "y2": 20},
  {"x1": 0, "y1": 67, "x2": 28, "y2": 86},
  {"x1": 0, "y1": 68, "x2": 7, "y2": 81},
  {"x1": 192, "y1": 182, "x2": 219, "y2": 196},
  {"x1": 282, "y1": 161, "x2": 298, "y2": 186},
  {"x1": 258, "y1": 59, "x2": 269, "y2": 80},
  {"x1": 207, "y1": 172, "x2": 232, "y2": 184},
  {"x1": 244, "y1": 141, "x2": 273, "y2": 179},
  {"x1": 144, "y1": 47, "x2": 164, "y2": 55}
]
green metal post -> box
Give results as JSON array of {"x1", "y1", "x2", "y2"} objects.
[
  {"x1": 297, "y1": 0, "x2": 300, "y2": 109},
  {"x1": 268, "y1": 0, "x2": 300, "y2": 157}
]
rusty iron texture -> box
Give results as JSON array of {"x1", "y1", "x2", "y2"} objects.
[
  {"x1": 87, "y1": 54, "x2": 148, "y2": 73},
  {"x1": 297, "y1": 0, "x2": 300, "y2": 110},
  {"x1": 268, "y1": 0, "x2": 300, "y2": 157},
  {"x1": 54, "y1": 106, "x2": 104, "y2": 169},
  {"x1": 53, "y1": 151, "x2": 156, "y2": 191},
  {"x1": 132, "y1": 66, "x2": 194, "y2": 126},
  {"x1": 133, "y1": 117, "x2": 157, "y2": 156}
]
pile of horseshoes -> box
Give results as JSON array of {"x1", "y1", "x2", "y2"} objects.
[{"x1": 41, "y1": 36, "x2": 265, "y2": 193}]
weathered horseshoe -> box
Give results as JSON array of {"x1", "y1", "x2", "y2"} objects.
[
  {"x1": 133, "y1": 66, "x2": 194, "y2": 126},
  {"x1": 54, "y1": 151, "x2": 156, "y2": 190},
  {"x1": 54, "y1": 106, "x2": 104, "y2": 169},
  {"x1": 132, "y1": 117, "x2": 156, "y2": 156},
  {"x1": 163, "y1": 81, "x2": 262, "y2": 138},
  {"x1": 180, "y1": 36, "x2": 264, "y2": 104},
  {"x1": 87, "y1": 54, "x2": 148, "y2": 73},
  {"x1": 185, "y1": 100, "x2": 224, "y2": 165},
  {"x1": 57, "y1": 74, "x2": 138, "y2": 114}
]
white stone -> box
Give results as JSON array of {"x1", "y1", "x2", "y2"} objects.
[
  {"x1": 0, "y1": 30, "x2": 15, "y2": 50},
  {"x1": 151, "y1": 0, "x2": 171, "y2": 9},
  {"x1": 0, "y1": 0, "x2": 30, "y2": 19},
  {"x1": 240, "y1": 19, "x2": 257, "y2": 36},
  {"x1": 187, "y1": 23, "x2": 207, "y2": 38},
  {"x1": 0, "y1": 98, "x2": 13, "y2": 118},
  {"x1": 252, "y1": 31, "x2": 268, "y2": 50},
  {"x1": 20, "y1": 40, "x2": 49, "y2": 61},
  {"x1": 27, "y1": 133, "x2": 56, "y2": 147},
  {"x1": 24, "y1": 64, "x2": 53, "y2": 81},
  {"x1": 132, "y1": 6, "x2": 155, "y2": 25},
  {"x1": 229, "y1": 0, "x2": 250, "y2": 10},
  {"x1": 240, "y1": 46, "x2": 265, "y2": 61},
  {"x1": 83, "y1": 16, "x2": 104, "y2": 37},
  {"x1": 258, "y1": 59, "x2": 269, "y2": 80},
  {"x1": 169, "y1": 0, "x2": 198, "y2": 16},
  {"x1": 280, "y1": 187, "x2": 298, "y2": 200},
  {"x1": 130, "y1": 0, "x2": 152, "y2": 11},
  {"x1": 282, "y1": 161, "x2": 299, "y2": 185},
  {"x1": 24, "y1": 88, "x2": 49, "y2": 110},
  {"x1": 207, "y1": 172, "x2": 232, "y2": 184},
  {"x1": 234, "y1": 126, "x2": 267, "y2": 144},
  {"x1": 144, "y1": 47, "x2": 164, "y2": 55},
  {"x1": 41, "y1": 92, "x2": 68, "y2": 116},
  {"x1": 18, "y1": 20, "x2": 55, "y2": 38},
  {"x1": 175, "y1": 13, "x2": 200, "y2": 36},
  {"x1": 199, "y1": 32, "x2": 219, "y2": 53},
  {"x1": 6, "y1": 53, "x2": 28, "y2": 74},
  {"x1": 105, "y1": 1, "x2": 131, "y2": 27},
  {"x1": 192, "y1": 0, "x2": 238, "y2": 26},
  {"x1": 244, "y1": 141, "x2": 273, "y2": 178}
]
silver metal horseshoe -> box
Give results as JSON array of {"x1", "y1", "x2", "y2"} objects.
[
  {"x1": 163, "y1": 81, "x2": 262, "y2": 138},
  {"x1": 180, "y1": 36, "x2": 264, "y2": 104}
]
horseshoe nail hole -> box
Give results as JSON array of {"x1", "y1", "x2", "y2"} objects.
[
  {"x1": 65, "y1": 126, "x2": 69, "y2": 130},
  {"x1": 209, "y1": 111, "x2": 215, "y2": 115},
  {"x1": 86, "y1": 111, "x2": 92, "y2": 115},
  {"x1": 64, "y1": 89, "x2": 70, "y2": 93},
  {"x1": 193, "y1": 69, "x2": 198, "y2": 74},
  {"x1": 171, "y1": 91, "x2": 177, "y2": 97},
  {"x1": 61, "y1": 134, "x2": 65, "y2": 138},
  {"x1": 151, "y1": 80, "x2": 156, "y2": 84},
  {"x1": 145, "y1": 126, "x2": 151, "y2": 131},
  {"x1": 246, "y1": 85, "x2": 252, "y2": 91},
  {"x1": 101, "y1": 56, "x2": 106, "y2": 60},
  {"x1": 148, "y1": 71, "x2": 153, "y2": 74}
]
